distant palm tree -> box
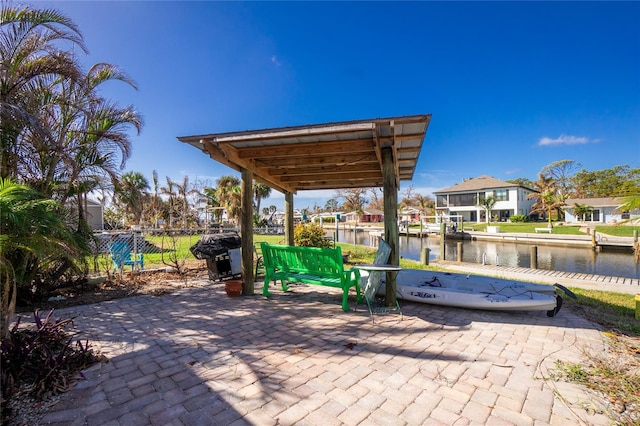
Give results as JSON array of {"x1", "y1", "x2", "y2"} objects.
[
  {"x1": 478, "y1": 196, "x2": 496, "y2": 224},
  {"x1": 216, "y1": 175, "x2": 241, "y2": 224},
  {"x1": 202, "y1": 186, "x2": 223, "y2": 223},
  {"x1": 161, "y1": 177, "x2": 178, "y2": 227},
  {"x1": 175, "y1": 176, "x2": 201, "y2": 228},
  {"x1": 253, "y1": 182, "x2": 271, "y2": 215},
  {"x1": 151, "y1": 170, "x2": 161, "y2": 228},
  {"x1": 528, "y1": 173, "x2": 565, "y2": 227},
  {"x1": 572, "y1": 203, "x2": 593, "y2": 222},
  {"x1": 115, "y1": 171, "x2": 149, "y2": 225}
]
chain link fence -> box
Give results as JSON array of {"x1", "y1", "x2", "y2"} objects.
[
  {"x1": 89, "y1": 226, "x2": 286, "y2": 281},
  {"x1": 89, "y1": 228, "x2": 215, "y2": 279}
]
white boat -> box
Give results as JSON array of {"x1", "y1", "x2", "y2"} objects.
[{"x1": 377, "y1": 269, "x2": 566, "y2": 316}]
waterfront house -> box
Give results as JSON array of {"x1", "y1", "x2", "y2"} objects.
[
  {"x1": 399, "y1": 207, "x2": 422, "y2": 223},
  {"x1": 343, "y1": 208, "x2": 384, "y2": 223},
  {"x1": 563, "y1": 197, "x2": 640, "y2": 224},
  {"x1": 434, "y1": 175, "x2": 537, "y2": 223}
]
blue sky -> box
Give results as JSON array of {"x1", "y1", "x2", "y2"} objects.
[{"x1": 29, "y1": 1, "x2": 640, "y2": 210}]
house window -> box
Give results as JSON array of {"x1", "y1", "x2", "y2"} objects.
[
  {"x1": 449, "y1": 193, "x2": 477, "y2": 206},
  {"x1": 493, "y1": 190, "x2": 508, "y2": 201}
]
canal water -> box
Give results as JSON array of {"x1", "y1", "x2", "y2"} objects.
[{"x1": 331, "y1": 229, "x2": 640, "y2": 280}]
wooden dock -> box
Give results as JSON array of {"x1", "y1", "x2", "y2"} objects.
[{"x1": 435, "y1": 261, "x2": 640, "y2": 295}]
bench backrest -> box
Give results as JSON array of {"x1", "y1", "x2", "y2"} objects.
[
  {"x1": 110, "y1": 241, "x2": 132, "y2": 265},
  {"x1": 260, "y1": 243, "x2": 344, "y2": 277}
]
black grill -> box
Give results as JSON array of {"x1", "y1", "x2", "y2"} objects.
[{"x1": 190, "y1": 233, "x2": 242, "y2": 281}]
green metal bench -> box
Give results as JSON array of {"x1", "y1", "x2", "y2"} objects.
[{"x1": 260, "y1": 242, "x2": 361, "y2": 311}]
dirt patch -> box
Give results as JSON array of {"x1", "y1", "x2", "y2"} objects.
[{"x1": 15, "y1": 267, "x2": 211, "y2": 314}]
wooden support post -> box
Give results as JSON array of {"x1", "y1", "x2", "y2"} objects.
[
  {"x1": 440, "y1": 222, "x2": 446, "y2": 261},
  {"x1": 530, "y1": 245, "x2": 538, "y2": 269},
  {"x1": 382, "y1": 147, "x2": 399, "y2": 308},
  {"x1": 421, "y1": 247, "x2": 430, "y2": 265},
  {"x1": 285, "y1": 192, "x2": 294, "y2": 246},
  {"x1": 457, "y1": 242, "x2": 463, "y2": 262},
  {"x1": 241, "y1": 168, "x2": 254, "y2": 295}
]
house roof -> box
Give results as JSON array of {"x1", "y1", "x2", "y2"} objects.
[
  {"x1": 434, "y1": 175, "x2": 527, "y2": 194},
  {"x1": 177, "y1": 114, "x2": 431, "y2": 194},
  {"x1": 344, "y1": 208, "x2": 384, "y2": 216},
  {"x1": 564, "y1": 197, "x2": 625, "y2": 208}
]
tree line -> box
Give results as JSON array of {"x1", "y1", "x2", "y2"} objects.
[{"x1": 106, "y1": 172, "x2": 275, "y2": 229}]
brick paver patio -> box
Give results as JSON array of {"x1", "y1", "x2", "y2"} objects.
[{"x1": 36, "y1": 279, "x2": 612, "y2": 425}]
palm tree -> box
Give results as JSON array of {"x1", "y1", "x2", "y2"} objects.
[
  {"x1": 253, "y1": 182, "x2": 271, "y2": 215},
  {"x1": 18, "y1": 64, "x2": 140, "y2": 236},
  {"x1": 216, "y1": 175, "x2": 241, "y2": 225},
  {"x1": 161, "y1": 177, "x2": 178, "y2": 227},
  {"x1": 0, "y1": 4, "x2": 86, "y2": 180},
  {"x1": 0, "y1": 178, "x2": 76, "y2": 338},
  {"x1": 618, "y1": 195, "x2": 640, "y2": 212},
  {"x1": 150, "y1": 170, "x2": 161, "y2": 228},
  {"x1": 572, "y1": 203, "x2": 593, "y2": 222},
  {"x1": 478, "y1": 196, "x2": 496, "y2": 224},
  {"x1": 175, "y1": 175, "x2": 201, "y2": 228},
  {"x1": 115, "y1": 171, "x2": 149, "y2": 225},
  {"x1": 202, "y1": 186, "x2": 223, "y2": 223},
  {"x1": 528, "y1": 173, "x2": 565, "y2": 227}
]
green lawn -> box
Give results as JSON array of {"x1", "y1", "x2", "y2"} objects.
[{"x1": 596, "y1": 225, "x2": 640, "y2": 237}]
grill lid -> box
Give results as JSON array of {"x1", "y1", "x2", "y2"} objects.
[{"x1": 190, "y1": 232, "x2": 242, "y2": 259}]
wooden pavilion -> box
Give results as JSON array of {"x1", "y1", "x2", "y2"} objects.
[{"x1": 177, "y1": 114, "x2": 431, "y2": 306}]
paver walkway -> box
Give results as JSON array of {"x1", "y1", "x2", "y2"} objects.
[{"x1": 36, "y1": 280, "x2": 613, "y2": 425}]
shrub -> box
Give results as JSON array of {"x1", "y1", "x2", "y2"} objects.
[
  {"x1": 509, "y1": 214, "x2": 528, "y2": 223},
  {"x1": 1, "y1": 310, "x2": 105, "y2": 412},
  {"x1": 293, "y1": 224, "x2": 333, "y2": 248}
]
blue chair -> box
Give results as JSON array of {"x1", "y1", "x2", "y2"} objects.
[{"x1": 109, "y1": 241, "x2": 144, "y2": 273}]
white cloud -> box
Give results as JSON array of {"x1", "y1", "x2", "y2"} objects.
[
  {"x1": 271, "y1": 55, "x2": 281, "y2": 67},
  {"x1": 538, "y1": 134, "x2": 589, "y2": 146}
]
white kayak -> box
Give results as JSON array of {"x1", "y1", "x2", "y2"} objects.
[{"x1": 377, "y1": 269, "x2": 564, "y2": 316}]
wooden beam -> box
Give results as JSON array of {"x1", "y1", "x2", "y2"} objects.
[
  {"x1": 382, "y1": 147, "x2": 399, "y2": 308},
  {"x1": 278, "y1": 171, "x2": 382, "y2": 183},
  {"x1": 284, "y1": 192, "x2": 294, "y2": 245},
  {"x1": 393, "y1": 133, "x2": 428, "y2": 142},
  {"x1": 260, "y1": 153, "x2": 379, "y2": 168},
  {"x1": 214, "y1": 122, "x2": 374, "y2": 143},
  {"x1": 204, "y1": 140, "x2": 296, "y2": 194},
  {"x1": 267, "y1": 163, "x2": 379, "y2": 177},
  {"x1": 237, "y1": 139, "x2": 374, "y2": 159},
  {"x1": 201, "y1": 141, "x2": 241, "y2": 173},
  {"x1": 241, "y1": 168, "x2": 254, "y2": 295},
  {"x1": 396, "y1": 146, "x2": 422, "y2": 155},
  {"x1": 294, "y1": 180, "x2": 384, "y2": 190}
]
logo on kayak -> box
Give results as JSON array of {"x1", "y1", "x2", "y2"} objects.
[{"x1": 410, "y1": 291, "x2": 438, "y2": 299}]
